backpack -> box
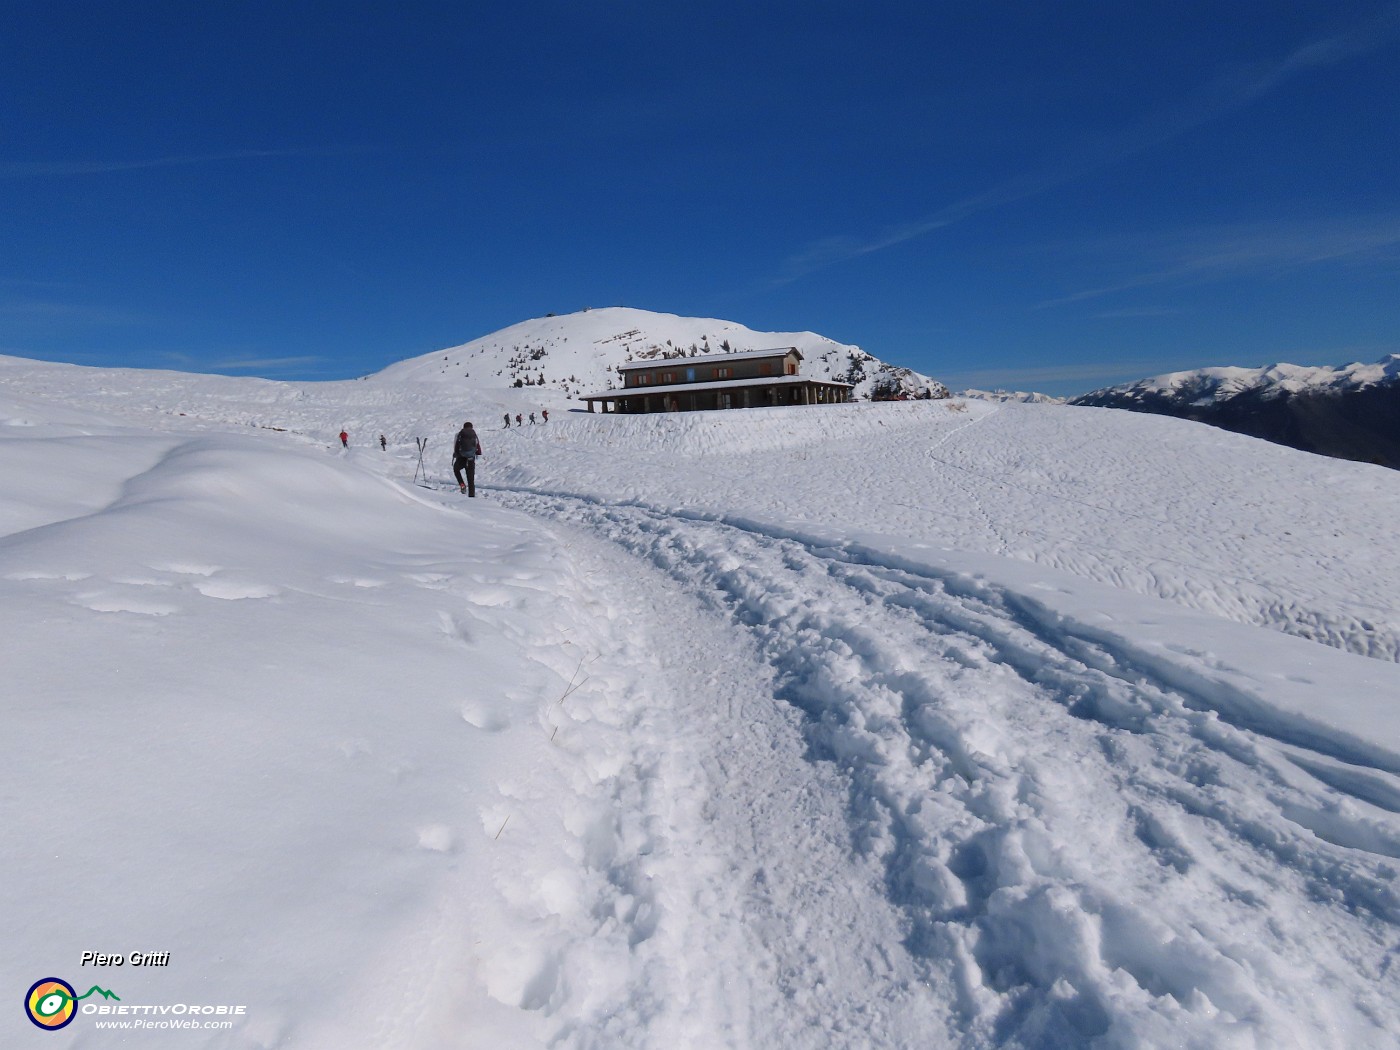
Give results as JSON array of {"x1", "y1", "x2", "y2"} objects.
[{"x1": 454, "y1": 427, "x2": 479, "y2": 461}]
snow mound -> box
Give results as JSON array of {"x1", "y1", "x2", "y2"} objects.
[{"x1": 372, "y1": 306, "x2": 947, "y2": 402}]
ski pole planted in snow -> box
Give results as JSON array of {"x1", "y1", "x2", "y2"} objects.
[{"x1": 413, "y1": 437, "x2": 429, "y2": 486}]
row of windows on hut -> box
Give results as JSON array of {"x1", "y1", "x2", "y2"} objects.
[
  {"x1": 582, "y1": 347, "x2": 851, "y2": 414},
  {"x1": 624, "y1": 356, "x2": 798, "y2": 387},
  {"x1": 613, "y1": 383, "x2": 847, "y2": 413}
]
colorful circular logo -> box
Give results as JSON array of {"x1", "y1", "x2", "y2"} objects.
[{"x1": 25, "y1": 978, "x2": 77, "y2": 1030}]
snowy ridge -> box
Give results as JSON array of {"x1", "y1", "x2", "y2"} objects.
[
  {"x1": 372, "y1": 306, "x2": 947, "y2": 401},
  {"x1": 960, "y1": 388, "x2": 1066, "y2": 404},
  {"x1": 1071, "y1": 353, "x2": 1400, "y2": 470},
  {"x1": 1080, "y1": 353, "x2": 1400, "y2": 404}
]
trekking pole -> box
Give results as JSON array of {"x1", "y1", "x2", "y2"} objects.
[{"x1": 413, "y1": 438, "x2": 429, "y2": 486}]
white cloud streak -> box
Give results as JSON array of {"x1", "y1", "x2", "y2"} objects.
[
  {"x1": 0, "y1": 148, "x2": 351, "y2": 178},
  {"x1": 772, "y1": 5, "x2": 1400, "y2": 286},
  {"x1": 940, "y1": 359, "x2": 1187, "y2": 391},
  {"x1": 208, "y1": 355, "x2": 324, "y2": 371},
  {"x1": 0, "y1": 298, "x2": 145, "y2": 325},
  {"x1": 1038, "y1": 212, "x2": 1400, "y2": 308}
]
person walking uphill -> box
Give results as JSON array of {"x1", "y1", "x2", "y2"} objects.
[
  {"x1": 339, "y1": 429, "x2": 348, "y2": 448},
  {"x1": 452, "y1": 421, "x2": 483, "y2": 497}
]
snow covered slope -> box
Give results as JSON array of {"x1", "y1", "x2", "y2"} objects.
[
  {"x1": 1073, "y1": 354, "x2": 1400, "y2": 468},
  {"x1": 4, "y1": 349, "x2": 1400, "y2": 1048},
  {"x1": 373, "y1": 306, "x2": 948, "y2": 401}
]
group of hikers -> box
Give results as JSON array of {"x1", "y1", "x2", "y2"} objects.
[
  {"x1": 337, "y1": 413, "x2": 553, "y2": 497},
  {"x1": 338, "y1": 430, "x2": 388, "y2": 451},
  {"x1": 452, "y1": 409, "x2": 544, "y2": 495}
]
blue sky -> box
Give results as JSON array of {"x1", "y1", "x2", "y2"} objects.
[{"x1": 3, "y1": 1, "x2": 1398, "y2": 395}]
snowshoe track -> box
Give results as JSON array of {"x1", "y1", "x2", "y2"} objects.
[{"x1": 505, "y1": 489, "x2": 1400, "y2": 1048}]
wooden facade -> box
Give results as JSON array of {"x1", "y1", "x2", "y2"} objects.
[{"x1": 582, "y1": 347, "x2": 852, "y2": 414}]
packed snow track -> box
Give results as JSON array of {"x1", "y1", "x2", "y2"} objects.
[{"x1": 501, "y1": 488, "x2": 1400, "y2": 1049}]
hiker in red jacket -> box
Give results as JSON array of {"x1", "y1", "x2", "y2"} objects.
[{"x1": 339, "y1": 430, "x2": 348, "y2": 448}]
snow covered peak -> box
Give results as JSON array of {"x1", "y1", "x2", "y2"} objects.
[
  {"x1": 371, "y1": 306, "x2": 946, "y2": 402},
  {"x1": 1070, "y1": 352, "x2": 1400, "y2": 468},
  {"x1": 959, "y1": 388, "x2": 1066, "y2": 404},
  {"x1": 1083, "y1": 353, "x2": 1400, "y2": 404}
]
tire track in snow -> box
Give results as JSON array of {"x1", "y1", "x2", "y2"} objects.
[{"x1": 504, "y1": 490, "x2": 1400, "y2": 1049}]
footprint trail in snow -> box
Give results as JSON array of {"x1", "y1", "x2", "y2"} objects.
[{"x1": 503, "y1": 490, "x2": 1400, "y2": 1049}]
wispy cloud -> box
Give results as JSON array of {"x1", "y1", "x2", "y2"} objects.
[
  {"x1": 209, "y1": 355, "x2": 324, "y2": 372},
  {"x1": 940, "y1": 359, "x2": 1189, "y2": 392},
  {"x1": 0, "y1": 297, "x2": 145, "y2": 325},
  {"x1": 1090, "y1": 306, "x2": 1181, "y2": 319},
  {"x1": 0, "y1": 147, "x2": 356, "y2": 179},
  {"x1": 1038, "y1": 211, "x2": 1400, "y2": 307},
  {"x1": 771, "y1": 5, "x2": 1400, "y2": 286},
  {"x1": 772, "y1": 218, "x2": 956, "y2": 284},
  {"x1": 0, "y1": 276, "x2": 74, "y2": 290}
]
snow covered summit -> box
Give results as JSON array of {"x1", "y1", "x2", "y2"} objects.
[{"x1": 372, "y1": 306, "x2": 947, "y2": 402}]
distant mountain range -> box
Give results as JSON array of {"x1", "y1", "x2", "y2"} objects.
[
  {"x1": 960, "y1": 389, "x2": 1066, "y2": 405},
  {"x1": 375, "y1": 307, "x2": 948, "y2": 402},
  {"x1": 1072, "y1": 355, "x2": 1400, "y2": 469}
]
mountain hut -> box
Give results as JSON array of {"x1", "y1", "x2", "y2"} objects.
[{"x1": 581, "y1": 347, "x2": 851, "y2": 414}]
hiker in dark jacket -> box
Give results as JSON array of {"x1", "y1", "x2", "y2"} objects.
[{"x1": 452, "y1": 422, "x2": 483, "y2": 496}]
